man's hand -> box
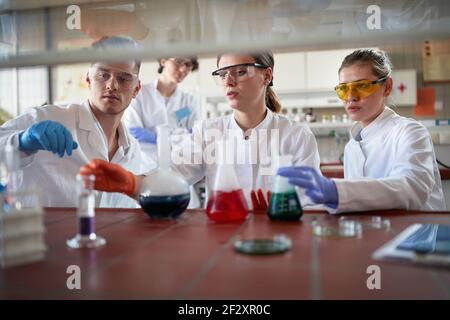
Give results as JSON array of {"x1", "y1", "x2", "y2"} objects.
[
  {"x1": 80, "y1": 159, "x2": 136, "y2": 197},
  {"x1": 19, "y1": 120, "x2": 78, "y2": 157}
]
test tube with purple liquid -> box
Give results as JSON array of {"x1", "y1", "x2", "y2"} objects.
[{"x1": 66, "y1": 174, "x2": 106, "y2": 249}]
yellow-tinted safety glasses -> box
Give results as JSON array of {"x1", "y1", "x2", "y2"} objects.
[{"x1": 334, "y1": 76, "x2": 387, "y2": 101}]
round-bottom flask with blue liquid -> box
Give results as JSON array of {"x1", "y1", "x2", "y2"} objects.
[
  {"x1": 138, "y1": 125, "x2": 190, "y2": 219},
  {"x1": 139, "y1": 193, "x2": 190, "y2": 219}
]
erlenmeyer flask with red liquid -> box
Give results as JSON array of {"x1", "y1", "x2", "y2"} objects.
[{"x1": 206, "y1": 140, "x2": 249, "y2": 222}]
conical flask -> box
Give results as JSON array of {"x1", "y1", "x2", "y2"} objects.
[
  {"x1": 267, "y1": 155, "x2": 303, "y2": 221},
  {"x1": 138, "y1": 125, "x2": 190, "y2": 219},
  {"x1": 206, "y1": 140, "x2": 249, "y2": 222}
]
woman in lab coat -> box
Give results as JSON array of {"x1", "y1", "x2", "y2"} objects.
[
  {"x1": 123, "y1": 56, "x2": 201, "y2": 163},
  {"x1": 80, "y1": 51, "x2": 321, "y2": 210},
  {"x1": 278, "y1": 48, "x2": 445, "y2": 213}
]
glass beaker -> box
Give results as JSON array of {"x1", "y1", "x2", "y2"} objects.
[
  {"x1": 206, "y1": 140, "x2": 249, "y2": 222},
  {"x1": 267, "y1": 155, "x2": 303, "y2": 221},
  {"x1": 138, "y1": 125, "x2": 190, "y2": 219}
]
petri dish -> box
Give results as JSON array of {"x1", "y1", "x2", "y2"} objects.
[
  {"x1": 339, "y1": 216, "x2": 391, "y2": 231},
  {"x1": 234, "y1": 234, "x2": 292, "y2": 255},
  {"x1": 312, "y1": 219, "x2": 362, "y2": 238}
]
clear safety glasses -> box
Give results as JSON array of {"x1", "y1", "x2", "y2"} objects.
[
  {"x1": 89, "y1": 66, "x2": 138, "y2": 90},
  {"x1": 169, "y1": 58, "x2": 194, "y2": 71},
  {"x1": 334, "y1": 76, "x2": 387, "y2": 101},
  {"x1": 212, "y1": 63, "x2": 267, "y2": 85}
]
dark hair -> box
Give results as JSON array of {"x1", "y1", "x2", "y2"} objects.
[
  {"x1": 339, "y1": 48, "x2": 392, "y2": 78},
  {"x1": 91, "y1": 35, "x2": 142, "y2": 72},
  {"x1": 158, "y1": 56, "x2": 199, "y2": 74},
  {"x1": 216, "y1": 51, "x2": 282, "y2": 113}
]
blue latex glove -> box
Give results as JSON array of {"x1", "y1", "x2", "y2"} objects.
[
  {"x1": 277, "y1": 166, "x2": 339, "y2": 209},
  {"x1": 19, "y1": 120, "x2": 78, "y2": 157},
  {"x1": 129, "y1": 127, "x2": 157, "y2": 144}
]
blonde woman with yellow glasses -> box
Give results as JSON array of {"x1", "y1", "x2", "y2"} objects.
[{"x1": 278, "y1": 48, "x2": 445, "y2": 213}]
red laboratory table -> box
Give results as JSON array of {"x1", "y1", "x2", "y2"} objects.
[{"x1": 1, "y1": 208, "x2": 450, "y2": 299}]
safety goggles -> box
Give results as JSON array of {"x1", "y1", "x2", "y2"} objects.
[
  {"x1": 89, "y1": 66, "x2": 138, "y2": 90},
  {"x1": 211, "y1": 63, "x2": 267, "y2": 85},
  {"x1": 169, "y1": 58, "x2": 194, "y2": 71},
  {"x1": 334, "y1": 76, "x2": 387, "y2": 101}
]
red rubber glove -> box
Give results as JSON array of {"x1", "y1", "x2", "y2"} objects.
[
  {"x1": 79, "y1": 159, "x2": 136, "y2": 197},
  {"x1": 250, "y1": 189, "x2": 272, "y2": 212}
]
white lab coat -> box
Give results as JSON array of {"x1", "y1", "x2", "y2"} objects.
[
  {"x1": 332, "y1": 107, "x2": 445, "y2": 213},
  {"x1": 123, "y1": 79, "x2": 201, "y2": 163},
  {"x1": 0, "y1": 101, "x2": 153, "y2": 208},
  {"x1": 172, "y1": 110, "x2": 321, "y2": 209}
]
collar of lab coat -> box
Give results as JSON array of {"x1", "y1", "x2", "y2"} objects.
[
  {"x1": 350, "y1": 106, "x2": 396, "y2": 142},
  {"x1": 154, "y1": 78, "x2": 181, "y2": 102},
  {"x1": 229, "y1": 108, "x2": 273, "y2": 139},
  {"x1": 79, "y1": 100, "x2": 131, "y2": 153}
]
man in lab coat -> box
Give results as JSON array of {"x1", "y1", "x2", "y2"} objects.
[{"x1": 0, "y1": 36, "x2": 152, "y2": 207}]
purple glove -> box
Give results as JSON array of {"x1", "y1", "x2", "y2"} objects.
[
  {"x1": 277, "y1": 166, "x2": 338, "y2": 209},
  {"x1": 129, "y1": 127, "x2": 157, "y2": 144}
]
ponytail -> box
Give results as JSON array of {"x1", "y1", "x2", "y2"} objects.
[{"x1": 265, "y1": 87, "x2": 282, "y2": 113}]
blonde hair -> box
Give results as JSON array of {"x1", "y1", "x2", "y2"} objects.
[{"x1": 339, "y1": 48, "x2": 392, "y2": 78}]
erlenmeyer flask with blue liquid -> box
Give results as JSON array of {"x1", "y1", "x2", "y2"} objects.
[{"x1": 267, "y1": 155, "x2": 303, "y2": 221}]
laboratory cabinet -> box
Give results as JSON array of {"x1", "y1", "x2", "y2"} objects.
[{"x1": 305, "y1": 49, "x2": 356, "y2": 91}]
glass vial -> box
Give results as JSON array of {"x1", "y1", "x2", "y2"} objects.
[{"x1": 66, "y1": 174, "x2": 106, "y2": 249}]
